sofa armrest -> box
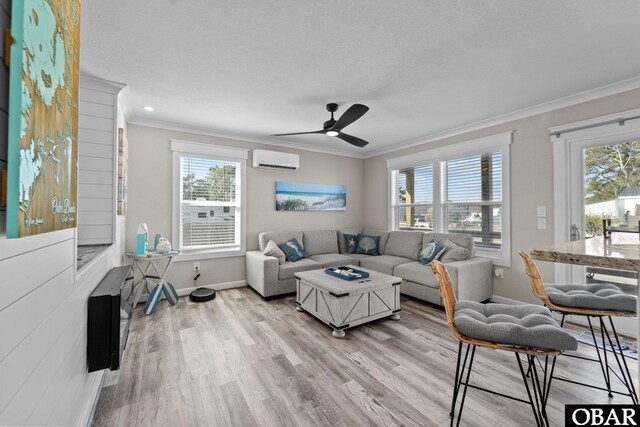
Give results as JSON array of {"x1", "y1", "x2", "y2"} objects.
[
  {"x1": 445, "y1": 257, "x2": 493, "y2": 302},
  {"x1": 246, "y1": 251, "x2": 279, "y2": 297}
]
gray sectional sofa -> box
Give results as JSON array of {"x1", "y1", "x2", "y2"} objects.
[{"x1": 245, "y1": 227, "x2": 493, "y2": 305}]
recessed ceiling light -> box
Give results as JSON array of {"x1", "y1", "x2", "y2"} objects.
[
  {"x1": 144, "y1": 106, "x2": 154, "y2": 112},
  {"x1": 326, "y1": 130, "x2": 339, "y2": 137}
]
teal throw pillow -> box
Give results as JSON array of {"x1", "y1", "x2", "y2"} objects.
[
  {"x1": 355, "y1": 234, "x2": 380, "y2": 256},
  {"x1": 278, "y1": 239, "x2": 308, "y2": 262},
  {"x1": 344, "y1": 233, "x2": 360, "y2": 254},
  {"x1": 418, "y1": 239, "x2": 446, "y2": 265}
]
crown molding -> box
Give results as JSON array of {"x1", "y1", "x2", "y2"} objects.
[
  {"x1": 128, "y1": 117, "x2": 365, "y2": 159},
  {"x1": 363, "y1": 74, "x2": 640, "y2": 158},
  {"x1": 79, "y1": 72, "x2": 126, "y2": 94}
]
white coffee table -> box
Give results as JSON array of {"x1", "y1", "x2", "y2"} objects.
[{"x1": 295, "y1": 265, "x2": 402, "y2": 338}]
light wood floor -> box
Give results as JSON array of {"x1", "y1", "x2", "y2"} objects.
[{"x1": 93, "y1": 287, "x2": 637, "y2": 427}]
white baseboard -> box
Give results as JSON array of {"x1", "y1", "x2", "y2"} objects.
[
  {"x1": 135, "y1": 280, "x2": 247, "y2": 303},
  {"x1": 489, "y1": 295, "x2": 527, "y2": 305},
  {"x1": 78, "y1": 370, "x2": 105, "y2": 427}
]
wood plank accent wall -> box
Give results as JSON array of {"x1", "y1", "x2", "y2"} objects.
[
  {"x1": 0, "y1": 0, "x2": 9, "y2": 235},
  {"x1": 78, "y1": 79, "x2": 122, "y2": 245},
  {"x1": 0, "y1": 4, "x2": 129, "y2": 421}
]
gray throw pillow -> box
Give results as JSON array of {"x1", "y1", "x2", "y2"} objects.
[
  {"x1": 440, "y1": 239, "x2": 469, "y2": 262},
  {"x1": 263, "y1": 239, "x2": 286, "y2": 265}
]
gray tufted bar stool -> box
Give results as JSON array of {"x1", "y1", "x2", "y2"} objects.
[
  {"x1": 520, "y1": 251, "x2": 638, "y2": 404},
  {"x1": 431, "y1": 261, "x2": 577, "y2": 427}
]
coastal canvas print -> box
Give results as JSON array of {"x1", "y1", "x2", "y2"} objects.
[
  {"x1": 117, "y1": 128, "x2": 128, "y2": 215},
  {"x1": 276, "y1": 182, "x2": 346, "y2": 211},
  {"x1": 6, "y1": 0, "x2": 81, "y2": 238}
]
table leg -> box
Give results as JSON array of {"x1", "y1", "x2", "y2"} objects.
[
  {"x1": 332, "y1": 329, "x2": 346, "y2": 339},
  {"x1": 144, "y1": 284, "x2": 163, "y2": 315}
]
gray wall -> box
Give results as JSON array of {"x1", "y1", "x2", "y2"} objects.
[
  {"x1": 126, "y1": 124, "x2": 365, "y2": 289},
  {"x1": 363, "y1": 87, "x2": 640, "y2": 304}
]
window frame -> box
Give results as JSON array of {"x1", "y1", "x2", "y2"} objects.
[
  {"x1": 387, "y1": 132, "x2": 512, "y2": 267},
  {"x1": 171, "y1": 140, "x2": 248, "y2": 262}
]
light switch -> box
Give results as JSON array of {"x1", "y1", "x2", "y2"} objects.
[
  {"x1": 537, "y1": 206, "x2": 546, "y2": 218},
  {"x1": 538, "y1": 218, "x2": 547, "y2": 229}
]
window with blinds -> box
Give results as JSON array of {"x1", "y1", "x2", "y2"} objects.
[
  {"x1": 391, "y1": 164, "x2": 434, "y2": 231},
  {"x1": 445, "y1": 151, "x2": 502, "y2": 250},
  {"x1": 179, "y1": 156, "x2": 240, "y2": 249}
]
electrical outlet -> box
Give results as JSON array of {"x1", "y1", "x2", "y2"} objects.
[
  {"x1": 194, "y1": 262, "x2": 200, "y2": 271},
  {"x1": 537, "y1": 218, "x2": 547, "y2": 230},
  {"x1": 537, "y1": 206, "x2": 546, "y2": 218},
  {"x1": 494, "y1": 268, "x2": 504, "y2": 279}
]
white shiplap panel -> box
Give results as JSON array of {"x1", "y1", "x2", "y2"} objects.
[
  {"x1": 0, "y1": 8, "x2": 8, "y2": 63},
  {"x1": 78, "y1": 141, "x2": 114, "y2": 159},
  {"x1": 77, "y1": 170, "x2": 113, "y2": 185},
  {"x1": 78, "y1": 197, "x2": 113, "y2": 212},
  {"x1": 79, "y1": 87, "x2": 115, "y2": 106},
  {"x1": 0, "y1": 111, "x2": 7, "y2": 161},
  {"x1": 78, "y1": 211, "x2": 113, "y2": 226},
  {"x1": 0, "y1": 229, "x2": 74, "y2": 261},
  {"x1": 78, "y1": 183, "x2": 113, "y2": 199},
  {"x1": 78, "y1": 237, "x2": 117, "y2": 246},
  {"x1": 78, "y1": 225, "x2": 113, "y2": 239},
  {"x1": 0, "y1": 238, "x2": 74, "y2": 311},
  {"x1": 78, "y1": 155, "x2": 113, "y2": 172},
  {"x1": 78, "y1": 128, "x2": 114, "y2": 145},
  {"x1": 79, "y1": 115, "x2": 114, "y2": 133},
  {"x1": 78, "y1": 101, "x2": 114, "y2": 119},
  {"x1": 0, "y1": 246, "x2": 115, "y2": 425},
  {"x1": 0, "y1": 267, "x2": 74, "y2": 362}
]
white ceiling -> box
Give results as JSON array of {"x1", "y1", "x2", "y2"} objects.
[{"x1": 80, "y1": 1, "x2": 640, "y2": 158}]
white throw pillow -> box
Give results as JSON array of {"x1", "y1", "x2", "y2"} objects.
[
  {"x1": 263, "y1": 239, "x2": 286, "y2": 265},
  {"x1": 440, "y1": 239, "x2": 469, "y2": 262}
]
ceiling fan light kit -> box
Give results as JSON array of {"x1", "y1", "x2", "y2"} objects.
[{"x1": 273, "y1": 103, "x2": 371, "y2": 147}]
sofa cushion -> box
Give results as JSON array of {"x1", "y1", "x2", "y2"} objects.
[
  {"x1": 338, "y1": 228, "x2": 363, "y2": 253},
  {"x1": 360, "y1": 255, "x2": 413, "y2": 275},
  {"x1": 440, "y1": 239, "x2": 469, "y2": 262},
  {"x1": 385, "y1": 231, "x2": 423, "y2": 260},
  {"x1": 394, "y1": 261, "x2": 458, "y2": 289},
  {"x1": 418, "y1": 239, "x2": 446, "y2": 265},
  {"x1": 263, "y1": 240, "x2": 286, "y2": 265},
  {"x1": 454, "y1": 301, "x2": 578, "y2": 351},
  {"x1": 355, "y1": 234, "x2": 380, "y2": 256},
  {"x1": 259, "y1": 230, "x2": 303, "y2": 252},
  {"x1": 424, "y1": 233, "x2": 474, "y2": 259},
  {"x1": 278, "y1": 239, "x2": 308, "y2": 262},
  {"x1": 348, "y1": 253, "x2": 374, "y2": 262},
  {"x1": 545, "y1": 283, "x2": 637, "y2": 312},
  {"x1": 302, "y1": 230, "x2": 339, "y2": 255},
  {"x1": 362, "y1": 227, "x2": 390, "y2": 254},
  {"x1": 309, "y1": 253, "x2": 361, "y2": 268},
  {"x1": 278, "y1": 258, "x2": 321, "y2": 280}
]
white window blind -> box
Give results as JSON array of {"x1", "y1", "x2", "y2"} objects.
[
  {"x1": 180, "y1": 156, "x2": 240, "y2": 249},
  {"x1": 391, "y1": 164, "x2": 434, "y2": 230},
  {"x1": 445, "y1": 151, "x2": 502, "y2": 250}
]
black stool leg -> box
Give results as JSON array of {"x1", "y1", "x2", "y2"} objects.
[
  {"x1": 452, "y1": 345, "x2": 476, "y2": 427},
  {"x1": 587, "y1": 316, "x2": 612, "y2": 397},
  {"x1": 603, "y1": 317, "x2": 638, "y2": 404},
  {"x1": 516, "y1": 353, "x2": 543, "y2": 427}
]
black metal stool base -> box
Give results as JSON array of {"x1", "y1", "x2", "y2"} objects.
[{"x1": 450, "y1": 342, "x2": 553, "y2": 427}]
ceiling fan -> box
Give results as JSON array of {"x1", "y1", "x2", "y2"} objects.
[{"x1": 273, "y1": 103, "x2": 370, "y2": 148}]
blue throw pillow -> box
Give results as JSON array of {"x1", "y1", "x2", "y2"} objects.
[
  {"x1": 278, "y1": 239, "x2": 308, "y2": 262},
  {"x1": 418, "y1": 239, "x2": 446, "y2": 265},
  {"x1": 344, "y1": 233, "x2": 360, "y2": 254},
  {"x1": 355, "y1": 234, "x2": 380, "y2": 256}
]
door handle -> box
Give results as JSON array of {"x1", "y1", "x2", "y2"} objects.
[{"x1": 570, "y1": 224, "x2": 581, "y2": 241}]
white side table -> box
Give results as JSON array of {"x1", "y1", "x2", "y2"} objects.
[{"x1": 126, "y1": 251, "x2": 180, "y2": 315}]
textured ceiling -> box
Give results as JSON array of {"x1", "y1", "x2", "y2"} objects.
[{"x1": 80, "y1": 1, "x2": 640, "y2": 157}]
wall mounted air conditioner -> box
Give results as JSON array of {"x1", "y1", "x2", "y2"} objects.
[{"x1": 252, "y1": 149, "x2": 299, "y2": 171}]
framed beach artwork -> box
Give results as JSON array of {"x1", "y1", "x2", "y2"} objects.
[
  {"x1": 5, "y1": 0, "x2": 81, "y2": 238},
  {"x1": 276, "y1": 182, "x2": 346, "y2": 211},
  {"x1": 117, "y1": 128, "x2": 128, "y2": 215}
]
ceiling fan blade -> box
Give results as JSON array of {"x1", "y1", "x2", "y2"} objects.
[
  {"x1": 337, "y1": 132, "x2": 369, "y2": 148},
  {"x1": 332, "y1": 104, "x2": 369, "y2": 131},
  {"x1": 272, "y1": 130, "x2": 324, "y2": 136}
]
